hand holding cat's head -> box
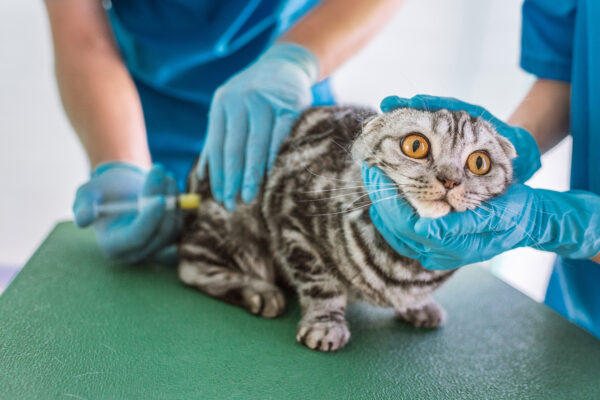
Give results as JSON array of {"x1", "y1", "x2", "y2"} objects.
[{"x1": 352, "y1": 108, "x2": 516, "y2": 218}]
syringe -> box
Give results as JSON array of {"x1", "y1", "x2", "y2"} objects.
[{"x1": 93, "y1": 193, "x2": 201, "y2": 218}]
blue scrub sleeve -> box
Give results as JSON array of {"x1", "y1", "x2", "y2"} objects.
[{"x1": 520, "y1": 0, "x2": 576, "y2": 82}]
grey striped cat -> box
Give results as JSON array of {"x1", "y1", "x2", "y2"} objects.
[{"x1": 179, "y1": 105, "x2": 516, "y2": 352}]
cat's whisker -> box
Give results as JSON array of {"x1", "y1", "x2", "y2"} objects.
[
  {"x1": 331, "y1": 138, "x2": 354, "y2": 157},
  {"x1": 474, "y1": 203, "x2": 547, "y2": 250},
  {"x1": 297, "y1": 187, "x2": 395, "y2": 203},
  {"x1": 470, "y1": 205, "x2": 500, "y2": 233},
  {"x1": 301, "y1": 167, "x2": 366, "y2": 184},
  {"x1": 341, "y1": 188, "x2": 398, "y2": 208},
  {"x1": 486, "y1": 198, "x2": 575, "y2": 218},
  {"x1": 284, "y1": 183, "x2": 396, "y2": 195},
  {"x1": 282, "y1": 182, "x2": 412, "y2": 197},
  {"x1": 306, "y1": 193, "x2": 401, "y2": 217}
]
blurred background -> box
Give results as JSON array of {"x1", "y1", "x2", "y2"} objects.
[{"x1": 0, "y1": 0, "x2": 571, "y2": 297}]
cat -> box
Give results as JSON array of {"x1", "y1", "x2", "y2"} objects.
[{"x1": 178, "y1": 105, "x2": 516, "y2": 352}]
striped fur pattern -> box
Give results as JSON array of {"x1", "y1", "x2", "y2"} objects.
[{"x1": 179, "y1": 106, "x2": 515, "y2": 352}]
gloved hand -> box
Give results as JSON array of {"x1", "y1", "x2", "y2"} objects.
[
  {"x1": 363, "y1": 164, "x2": 600, "y2": 270},
  {"x1": 197, "y1": 42, "x2": 319, "y2": 210},
  {"x1": 380, "y1": 95, "x2": 542, "y2": 183},
  {"x1": 73, "y1": 162, "x2": 181, "y2": 263}
]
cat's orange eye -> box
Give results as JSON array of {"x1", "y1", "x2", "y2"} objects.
[
  {"x1": 401, "y1": 134, "x2": 429, "y2": 159},
  {"x1": 467, "y1": 152, "x2": 491, "y2": 175}
]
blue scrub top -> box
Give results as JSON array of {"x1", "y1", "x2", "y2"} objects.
[
  {"x1": 521, "y1": 0, "x2": 600, "y2": 337},
  {"x1": 105, "y1": 0, "x2": 334, "y2": 188}
]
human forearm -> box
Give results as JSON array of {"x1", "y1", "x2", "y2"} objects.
[
  {"x1": 507, "y1": 79, "x2": 570, "y2": 154},
  {"x1": 279, "y1": 0, "x2": 404, "y2": 80},
  {"x1": 46, "y1": 0, "x2": 150, "y2": 168},
  {"x1": 54, "y1": 45, "x2": 151, "y2": 168}
]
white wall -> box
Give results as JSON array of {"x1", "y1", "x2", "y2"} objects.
[
  {"x1": 0, "y1": 0, "x2": 571, "y2": 300},
  {"x1": 0, "y1": 1, "x2": 88, "y2": 268}
]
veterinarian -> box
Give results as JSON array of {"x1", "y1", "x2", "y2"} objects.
[
  {"x1": 45, "y1": 0, "x2": 402, "y2": 263},
  {"x1": 364, "y1": 0, "x2": 600, "y2": 338}
]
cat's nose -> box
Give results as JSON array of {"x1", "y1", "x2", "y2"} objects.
[{"x1": 436, "y1": 175, "x2": 461, "y2": 189}]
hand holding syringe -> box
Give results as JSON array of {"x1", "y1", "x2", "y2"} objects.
[{"x1": 93, "y1": 193, "x2": 201, "y2": 218}]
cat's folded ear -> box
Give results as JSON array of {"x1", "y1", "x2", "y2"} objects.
[
  {"x1": 362, "y1": 115, "x2": 382, "y2": 132},
  {"x1": 351, "y1": 115, "x2": 382, "y2": 162},
  {"x1": 497, "y1": 135, "x2": 518, "y2": 159}
]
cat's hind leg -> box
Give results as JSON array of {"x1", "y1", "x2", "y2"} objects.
[
  {"x1": 395, "y1": 299, "x2": 446, "y2": 328},
  {"x1": 178, "y1": 203, "x2": 285, "y2": 318},
  {"x1": 179, "y1": 257, "x2": 285, "y2": 318}
]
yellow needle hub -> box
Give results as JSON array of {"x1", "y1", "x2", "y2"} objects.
[{"x1": 178, "y1": 193, "x2": 201, "y2": 210}]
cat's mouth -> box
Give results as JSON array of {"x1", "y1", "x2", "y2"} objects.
[
  {"x1": 410, "y1": 198, "x2": 453, "y2": 219},
  {"x1": 397, "y1": 186, "x2": 459, "y2": 218},
  {"x1": 435, "y1": 196, "x2": 453, "y2": 208},
  {"x1": 431, "y1": 198, "x2": 455, "y2": 212}
]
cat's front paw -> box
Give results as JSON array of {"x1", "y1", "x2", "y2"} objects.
[
  {"x1": 396, "y1": 301, "x2": 446, "y2": 328},
  {"x1": 296, "y1": 320, "x2": 350, "y2": 352}
]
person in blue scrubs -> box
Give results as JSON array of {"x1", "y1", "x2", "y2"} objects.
[
  {"x1": 363, "y1": 0, "x2": 600, "y2": 337},
  {"x1": 44, "y1": 0, "x2": 402, "y2": 262}
]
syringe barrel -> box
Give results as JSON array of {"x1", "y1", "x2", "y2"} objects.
[{"x1": 94, "y1": 196, "x2": 178, "y2": 218}]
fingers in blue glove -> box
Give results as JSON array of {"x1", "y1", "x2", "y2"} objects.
[
  {"x1": 123, "y1": 178, "x2": 182, "y2": 263},
  {"x1": 381, "y1": 95, "x2": 496, "y2": 123},
  {"x1": 73, "y1": 185, "x2": 97, "y2": 228},
  {"x1": 142, "y1": 164, "x2": 169, "y2": 196},
  {"x1": 223, "y1": 100, "x2": 249, "y2": 211},
  {"x1": 267, "y1": 112, "x2": 297, "y2": 170},
  {"x1": 242, "y1": 96, "x2": 273, "y2": 203},
  {"x1": 132, "y1": 170, "x2": 182, "y2": 262},
  {"x1": 361, "y1": 166, "x2": 418, "y2": 231},
  {"x1": 362, "y1": 164, "x2": 428, "y2": 253},
  {"x1": 99, "y1": 196, "x2": 166, "y2": 258},
  {"x1": 361, "y1": 164, "x2": 400, "y2": 203},
  {"x1": 205, "y1": 101, "x2": 227, "y2": 203},
  {"x1": 368, "y1": 207, "x2": 423, "y2": 259}
]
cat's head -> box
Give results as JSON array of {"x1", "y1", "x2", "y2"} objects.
[{"x1": 352, "y1": 108, "x2": 516, "y2": 219}]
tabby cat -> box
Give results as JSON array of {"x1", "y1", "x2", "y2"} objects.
[{"x1": 179, "y1": 105, "x2": 516, "y2": 351}]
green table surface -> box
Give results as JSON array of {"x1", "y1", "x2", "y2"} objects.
[{"x1": 1, "y1": 223, "x2": 599, "y2": 399}]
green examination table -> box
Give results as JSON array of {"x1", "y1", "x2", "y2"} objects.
[{"x1": 1, "y1": 222, "x2": 599, "y2": 399}]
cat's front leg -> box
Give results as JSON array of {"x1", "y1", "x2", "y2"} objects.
[
  {"x1": 282, "y1": 244, "x2": 350, "y2": 351},
  {"x1": 296, "y1": 283, "x2": 350, "y2": 352}
]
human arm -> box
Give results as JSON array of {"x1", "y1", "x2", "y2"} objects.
[
  {"x1": 509, "y1": 80, "x2": 600, "y2": 263},
  {"x1": 507, "y1": 79, "x2": 571, "y2": 154},
  {"x1": 45, "y1": 0, "x2": 150, "y2": 168},
  {"x1": 199, "y1": 0, "x2": 404, "y2": 210},
  {"x1": 45, "y1": 0, "x2": 178, "y2": 262},
  {"x1": 279, "y1": 0, "x2": 404, "y2": 80}
]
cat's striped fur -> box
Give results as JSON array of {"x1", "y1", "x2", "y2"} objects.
[{"x1": 179, "y1": 105, "x2": 514, "y2": 352}]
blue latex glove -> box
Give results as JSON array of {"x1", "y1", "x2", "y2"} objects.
[
  {"x1": 380, "y1": 95, "x2": 542, "y2": 183},
  {"x1": 73, "y1": 162, "x2": 181, "y2": 263},
  {"x1": 197, "y1": 42, "x2": 319, "y2": 210},
  {"x1": 363, "y1": 165, "x2": 600, "y2": 270}
]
